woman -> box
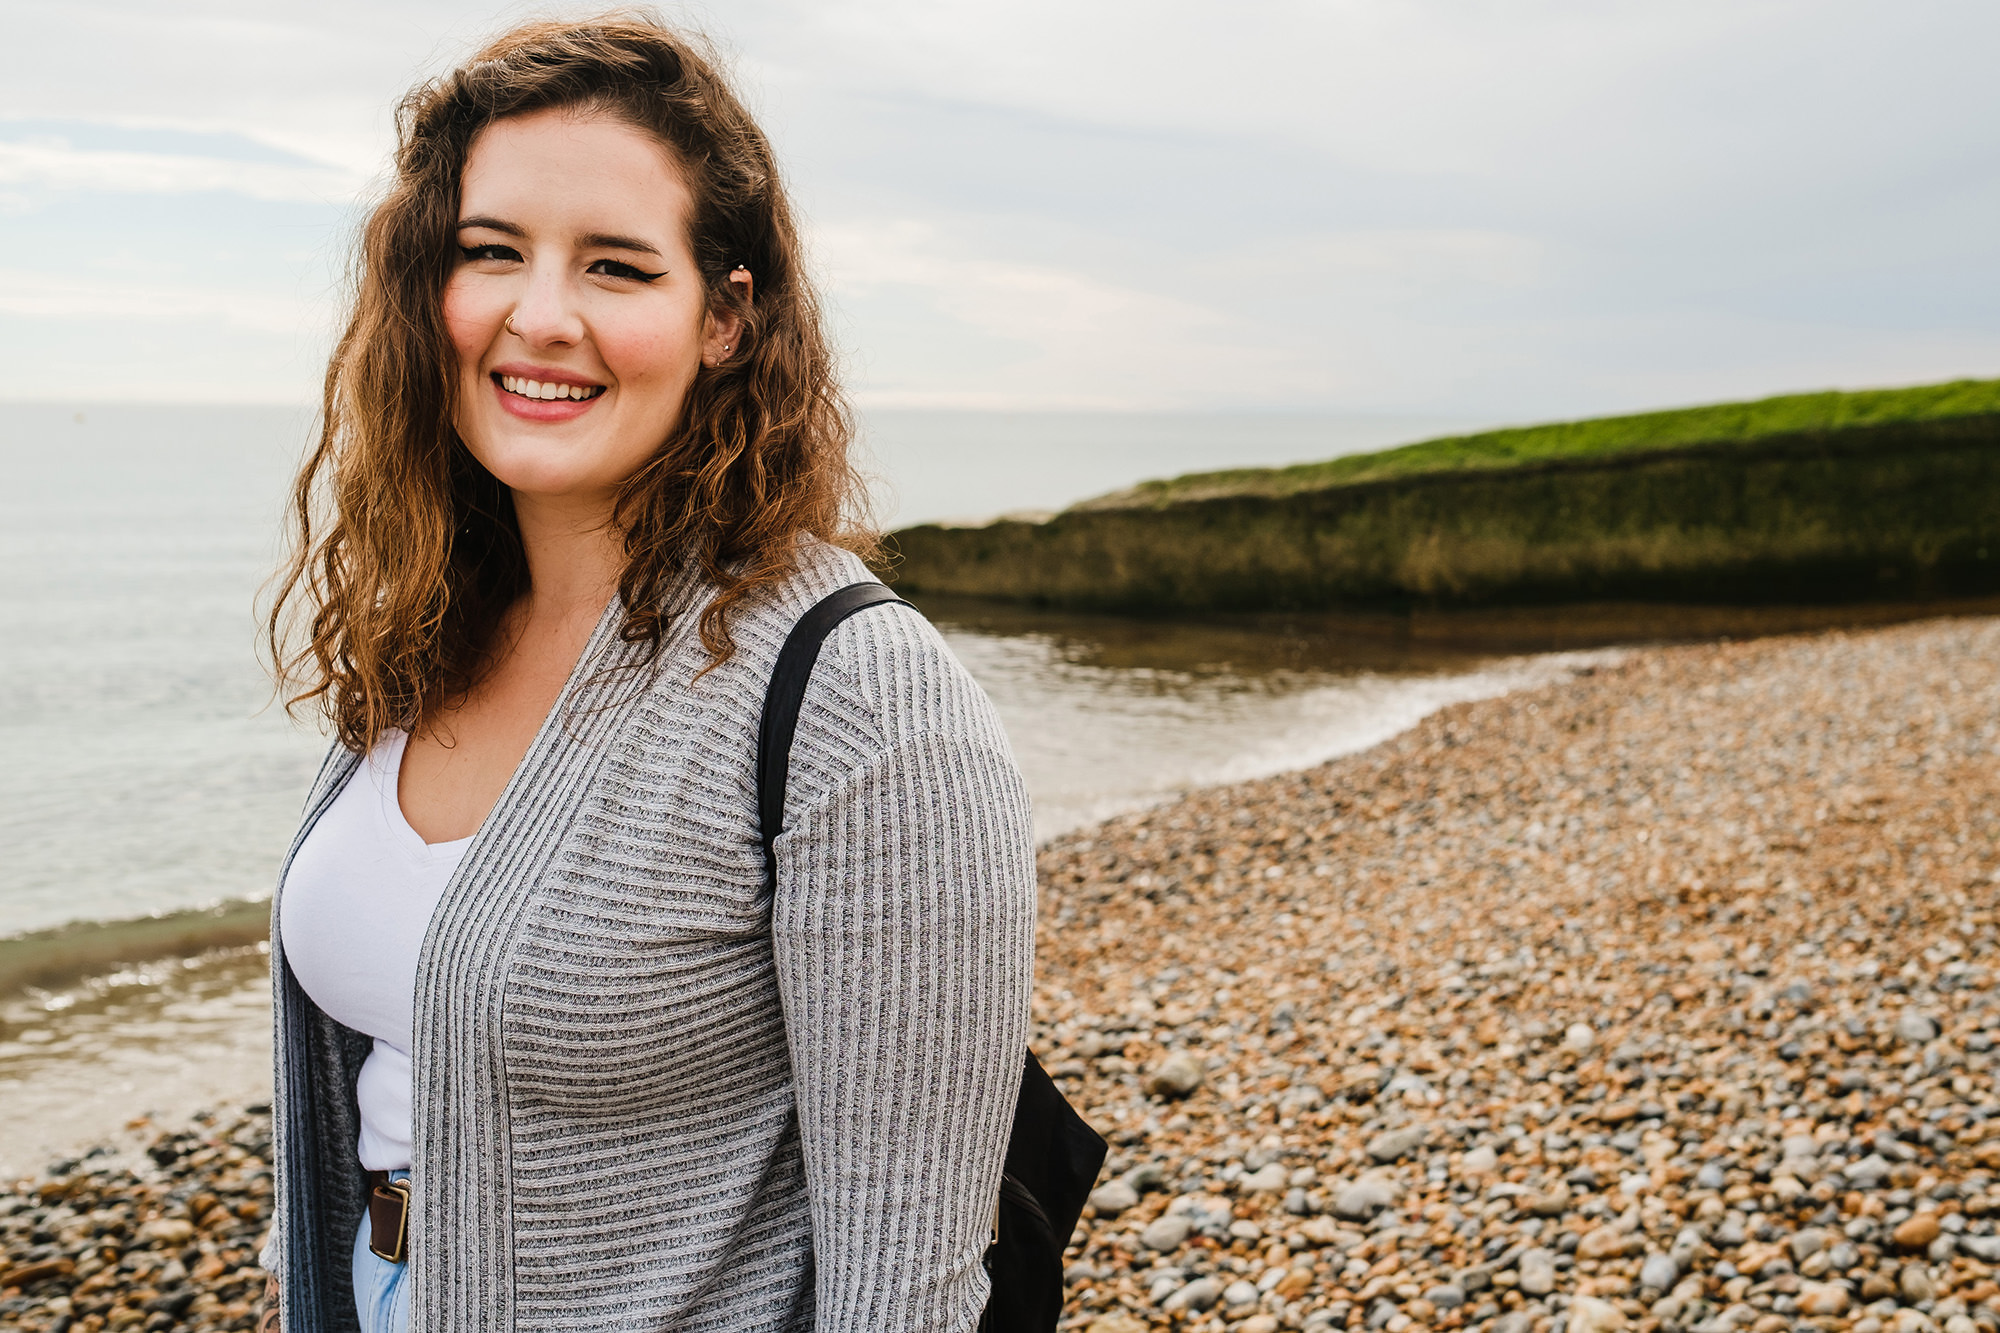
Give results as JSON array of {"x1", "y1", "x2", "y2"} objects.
[{"x1": 260, "y1": 17, "x2": 1035, "y2": 1333}]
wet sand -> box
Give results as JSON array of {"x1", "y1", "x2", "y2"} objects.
[{"x1": 0, "y1": 950, "x2": 270, "y2": 1183}]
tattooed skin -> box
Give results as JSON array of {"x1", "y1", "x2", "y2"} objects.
[{"x1": 258, "y1": 1276, "x2": 280, "y2": 1332}]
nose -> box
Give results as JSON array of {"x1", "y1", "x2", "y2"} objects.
[{"x1": 505, "y1": 264, "x2": 584, "y2": 347}]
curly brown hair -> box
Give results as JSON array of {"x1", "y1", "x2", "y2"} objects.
[{"x1": 267, "y1": 13, "x2": 873, "y2": 752}]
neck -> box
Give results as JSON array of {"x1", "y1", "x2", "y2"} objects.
[{"x1": 509, "y1": 489, "x2": 624, "y2": 627}]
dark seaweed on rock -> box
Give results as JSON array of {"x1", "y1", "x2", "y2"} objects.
[{"x1": 887, "y1": 381, "x2": 2000, "y2": 616}]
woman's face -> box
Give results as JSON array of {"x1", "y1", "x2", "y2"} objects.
[{"x1": 443, "y1": 108, "x2": 740, "y2": 513}]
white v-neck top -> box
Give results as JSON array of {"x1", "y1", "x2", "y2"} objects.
[{"x1": 280, "y1": 728, "x2": 471, "y2": 1170}]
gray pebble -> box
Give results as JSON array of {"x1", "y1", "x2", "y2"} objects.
[
  {"x1": 1520, "y1": 1247, "x2": 1557, "y2": 1296},
  {"x1": 1333, "y1": 1177, "x2": 1400, "y2": 1220},
  {"x1": 1223, "y1": 1278, "x2": 1260, "y2": 1307},
  {"x1": 1960, "y1": 1235, "x2": 2000, "y2": 1262},
  {"x1": 1641, "y1": 1253, "x2": 1681, "y2": 1291},
  {"x1": 1873, "y1": 1129, "x2": 1918, "y2": 1161},
  {"x1": 1846, "y1": 1155, "x2": 1894, "y2": 1189},
  {"x1": 1163, "y1": 1276, "x2": 1222, "y2": 1313},
  {"x1": 1427, "y1": 1284, "x2": 1468, "y2": 1310},
  {"x1": 1898, "y1": 1011, "x2": 1941, "y2": 1044},
  {"x1": 1144, "y1": 1051, "x2": 1205, "y2": 1098},
  {"x1": 1367, "y1": 1125, "x2": 1427, "y2": 1162},
  {"x1": 1141, "y1": 1214, "x2": 1193, "y2": 1251},
  {"x1": 1089, "y1": 1180, "x2": 1139, "y2": 1215}
]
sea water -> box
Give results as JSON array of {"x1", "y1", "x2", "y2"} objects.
[
  {"x1": 0, "y1": 401, "x2": 1588, "y2": 1175},
  {"x1": 0, "y1": 401, "x2": 1498, "y2": 940}
]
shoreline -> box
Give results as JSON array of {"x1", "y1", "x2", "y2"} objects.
[
  {"x1": 0, "y1": 945, "x2": 273, "y2": 1185},
  {"x1": 6, "y1": 612, "x2": 2000, "y2": 1333},
  {"x1": 0, "y1": 630, "x2": 1609, "y2": 1191},
  {"x1": 0, "y1": 904, "x2": 273, "y2": 999}
]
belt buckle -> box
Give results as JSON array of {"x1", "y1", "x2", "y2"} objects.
[{"x1": 369, "y1": 1177, "x2": 412, "y2": 1264}]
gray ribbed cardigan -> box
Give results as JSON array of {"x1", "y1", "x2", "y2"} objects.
[{"x1": 266, "y1": 544, "x2": 1037, "y2": 1332}]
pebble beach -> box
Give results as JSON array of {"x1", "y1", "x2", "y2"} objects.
[{"x1": 7, "y1": 613, "x2": 2000, "y2": 1333}]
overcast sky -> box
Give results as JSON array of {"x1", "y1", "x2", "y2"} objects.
[{"x1": 2, "y1": 0, "x2": 1996, "y2": 418}]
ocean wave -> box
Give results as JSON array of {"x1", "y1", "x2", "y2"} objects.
[{"x1": 0, "y1": 899, "x2": 270, "y2": 997}]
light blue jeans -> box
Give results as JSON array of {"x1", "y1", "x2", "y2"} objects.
[{"x1": 350, "y1": 1169, "x2": 411, "y2": 1333}]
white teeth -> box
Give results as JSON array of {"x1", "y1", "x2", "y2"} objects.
[{"x1": 500, "y1": 375, "x2": 597, "y2": 401}]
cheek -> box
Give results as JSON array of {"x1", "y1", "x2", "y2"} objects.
[
  {"x1": 441, "y1": 276, "x2": 499, "y2": 371},
  {"x1": 598, "y1": 315, "x2": 701, "y2": 397}
]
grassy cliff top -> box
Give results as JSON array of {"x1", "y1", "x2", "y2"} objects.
[{"x1": 1073, "y1": 378, "x2": 2000, "y2": 511}]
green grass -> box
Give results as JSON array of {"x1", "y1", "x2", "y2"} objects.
[{"x1": 1078, "y1": 378, "x2": 2000, "y2": 510}]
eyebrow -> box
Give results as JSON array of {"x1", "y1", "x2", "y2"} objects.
[{"x1": 457, "y1": 216, "x2": 663, "y2": 258}]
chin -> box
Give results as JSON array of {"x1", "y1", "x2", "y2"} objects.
[{"x1": 465, "y1": 440, "x2": 581, "y2": 492}]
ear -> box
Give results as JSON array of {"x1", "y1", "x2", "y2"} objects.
[{"x1": 702, "y1": 268, "x2": 754, "y2": 367}]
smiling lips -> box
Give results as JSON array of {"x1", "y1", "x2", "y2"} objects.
[
  {"x1": 497, "y1": 373, "x2": 604, "y2": 402},
  {"x1": 489, "y1": 369, "x2": 606, "y2": 422}
]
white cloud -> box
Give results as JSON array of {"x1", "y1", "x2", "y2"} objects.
[
  {"x1": 0, "y1": 0, "x2": 1994, "y2": 412},
  {"x1": 817, "y1": 218, "x2": 1325, "y2": 408},
  {"x1": 0, "y1": 139, "x2": 367, "y2": 202},
  {"x1": 1288, "y1": 230, "x2": 1543, "y2": 297},
  {"x1": 0, "y1": 268, "x2": 332, "y2": 335}
]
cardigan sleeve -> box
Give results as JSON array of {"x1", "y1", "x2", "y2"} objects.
[{"x1": 769, "y1": 656, "x2": 1037, "y2": 1331}]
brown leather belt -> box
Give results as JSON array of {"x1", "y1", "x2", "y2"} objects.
[{"x1": 365, "y1": 1171, "x2": 412, "y2": 1264}]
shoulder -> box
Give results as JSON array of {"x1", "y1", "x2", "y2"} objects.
[
  {"x1": 748, "y1": 543, "x2": 1017, "y2": 791},
  {"x1": 691, "y1": 539, "x2": 877, "y2": 673}
]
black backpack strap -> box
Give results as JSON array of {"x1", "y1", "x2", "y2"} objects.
[{"x1": 756, "y1": 582, "x2": 911, "y2": 883}]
